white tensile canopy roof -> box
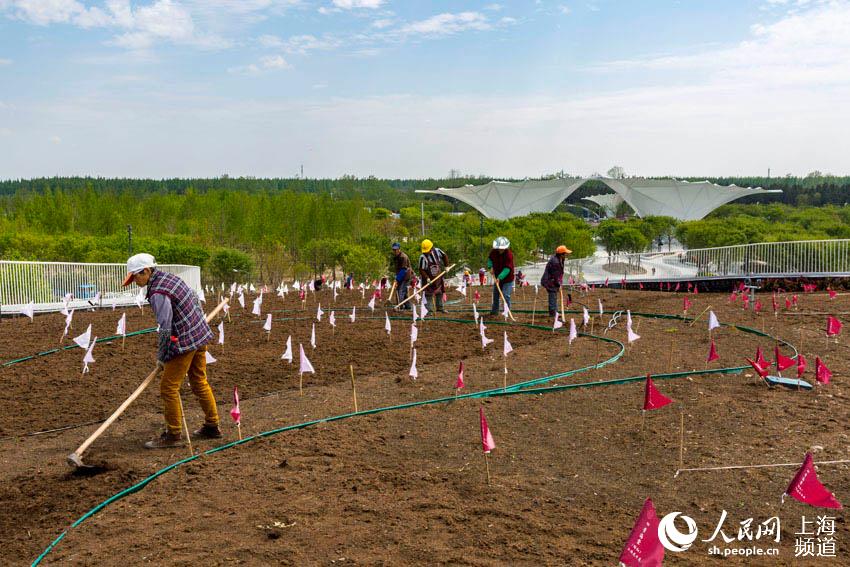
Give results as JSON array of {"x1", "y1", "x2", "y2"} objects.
[
  {"x1": 418, "y1": 177, "x2": 780, "y2": 221},
  {"x1": 583, "y1": 193, "x2": 624, "y2": 218},
  {"x1": 597, "y1": 178, "x2": 781, "y2": 221},
  {"x1": 415, "y1": 178, "x2": 586, "y2": 221}
]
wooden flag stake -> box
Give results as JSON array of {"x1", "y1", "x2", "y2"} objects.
[
  {"x1": 299, "y1": 372, "x2": 303, "y2": 397},
  {"x1": 121, "y1": 335, "x2": 125, "y2": 352},
  {"x1": 236, "y1": 420, "x2": 243, "y2": 440},
  {"x1": 177, "y1": 393, "x2": 194, "y2": 456},
  {"x1": 667, "y1": 337, "x2": 675, "y2": 373},
  {"x1": 678, "y1": 406, "x2": 685, "y2": 471},
  {"x1": 484, "y1": 453, "x2": 492, "y2": 485},
  {"x1": 531, "y1": 295, "x2": 537, "y2": 327},
  {"x1": 350, "y1": 364, "x2": 358, "y2": 413}
]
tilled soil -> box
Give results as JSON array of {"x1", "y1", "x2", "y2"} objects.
[{"x1": 1, "y1": 286, "x2": 849, "y2": 565}]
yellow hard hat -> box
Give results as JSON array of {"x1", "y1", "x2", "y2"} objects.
[{"x1": 421, "y1": 239, "x2": 433, "y2": 253}]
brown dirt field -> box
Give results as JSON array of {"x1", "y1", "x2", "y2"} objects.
[{"x1": 2, "y1": 286, "x2": 849, "y2": 565}]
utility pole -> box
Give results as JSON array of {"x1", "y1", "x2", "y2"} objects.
[
  {"x1": 300, "y1": 164, "x2": 304, "y2": 178},
  {"x1": 420, "y1": 202, "x2": 425, "y2": 236},
  {"x1": 127, "y1": 225, "x2": 133, "y2": 256}
]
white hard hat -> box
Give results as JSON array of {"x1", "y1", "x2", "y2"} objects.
[
  {"x1": 122, "y1": 253, "x2": 156, "y2": 286},
  {"x1": 492, "y1": 236, "x2": 510, "y2": 250}
]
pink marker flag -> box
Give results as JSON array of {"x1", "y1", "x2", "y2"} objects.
[
  {"x1": 474, "y1": 290, "x2": 480, "y2": 302},
  {"x1": 682, "y1": 297, "x2": 692, "y2": 313},
  {"x1": 582, "y1": 307, "x2": 589, "y2": 327},
  {"x1": 230, "y1": 386, "x2": 241, "y2": 425},
  {"x1": 754, "y1": 299, "x2": 763, "y2": 314},
  {"x1": 568, "y1": 318, "x2": 578, "y2": 344},
  {"x1": 706, "y1": 339, "x2": 719, "y2": 362},
  {"x1": 456, "y1": 361, "x2": 465, "y2": 389},
  {"x1": 409, "y1": 348, "x2": 418, "y2": 380},
  {"x1": 421, "y1": 301, "x2": 429, "y2": 319},
  {"x1": 479, "y1": 407, "x2": 496, "y2": 454},
  {"x1": 829, "y1": 289, "x2": 837, "y2": 299},
  {"x1": 410, "y1": 323, "x2": 418, "y2": 346},
  {"x1": 299, "y1": 343, "x2": 315, "y2": 374},
  {"x1": 480, "y1": 320, "x2": 494, "y2": 348},
  {"x1": 815, "y1": 356, "x2": 832, "y2": 384},
  {"x1": 746, "y1": 357, "x2": 770, "y2": 379},
  {"x1": 503, "y1": 332, "x2": 513, "y2": 356},
  {"x1": 626, "y1": 322, "x2": 640, "y2": 344},
  {"x1": 827, "y1": 316, "x2": 842, "y2": 337},
  {"x1": 785, "y1": 298, "x2": 792, "y2": 310},
  {"x1": 792, "y1": 294, "x2": 798, "y2": 306},
  {"x1": 783, "y1": 453, "x2": 842, "y2": 509},
  {"x1": 643, "y1": 376, "x2": 673, "y2": 411},
  {"x1": 797, "y1": 353, "x2": 807, "y2": 378},
  {"x1": 729, "y1": 291, "x2": 737, "y2": 303},
  {"x1": 618, "y1": 498, "x2": 664, "y2": 567},
  {"x1": 774, "y1": 345, "x2": 795, "y2": 372}
]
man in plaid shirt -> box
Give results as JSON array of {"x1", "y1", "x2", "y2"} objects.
[{"x1": 123, "y1": 253, "x2": 222, "y2": 449}]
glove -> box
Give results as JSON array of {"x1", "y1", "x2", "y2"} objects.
[{"x1": 157, "y1": 330, "x2": 176, "y2": 365}]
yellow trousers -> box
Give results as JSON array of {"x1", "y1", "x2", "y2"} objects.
[{"x1": 161, "y1": 346, "x2": 219, "y2": 436}]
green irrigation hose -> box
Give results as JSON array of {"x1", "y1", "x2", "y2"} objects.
[{"x1": 31, "y1": 311, "x2": 796, "y2": 565}]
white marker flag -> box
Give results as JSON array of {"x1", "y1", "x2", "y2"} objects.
[
  {"x1": 263, "y1": 313, "x2": 272, "y2": 332},
  {"x1": 627, "y1": 322, "x2": 641, "y2": 343},
  {"x1": 21, "y1": 300, "x2": 34, "y2": 320},
  {"x1": 385, "y1": 313, "x2": 392, "y2": 335},
  {"x1": 311, "y1": 323, "x2": 316, "y2": 349},
  {"x1": 409, "y1": 348, "x2": 418, "y2": 380},
  {"x1": 368, "y1": 295, "x2": 376, "y2": 311},
  {"x1": 281, "y1": 335, "x2": 293, "y2": 362},
  {"x1": 329, "y1": 310, "x2": 336, "y2": 328},
  {"x1": 472, "y1": 303, "x2": 479, "y2": 324},
  {"x1": 316, "y1": 304, "x2": 324, "y2": 322},
  {"x1": 569, "y1": 318, "x2": 578, "y2": 344},
  {"x1": 299, "y1": 343, "x2": 315, "y2": 374},
  {"x1": 410, "y1": 323, "x2": 418, "y2": 346},
  {"x1": 217, "y1": 321, "x2": 224, "y2": 345},
  {"x1": 503, "y1": 332, "x2": 513, "y2": 356},
  {"x1": 205, "y1": 351, "x2": 217, "y2": 364},
  {"x1": 349, "y1": 306, "x2": 356, "y2": 323},
  {"x1": 598, "y1": 299, "x2": 604, "y2": 316},
  {"x1": 82, "y1": 337, "x2": 97, "y2": 373},
  {"x1": 553, "y1": 313, "x2": 563, "y2": 331},
  {"x1": 708, "y1": 310, "x2": 720, "y2": 331},
  {"x1": 116, "y1": 313, "x2": 126, "y2": 337},
  {"x1": 73, "y1": 324, "x2": 93, "y2": 350},
  {"x1": 582, "y1": 307, "x2": 590, "y2": 327}
]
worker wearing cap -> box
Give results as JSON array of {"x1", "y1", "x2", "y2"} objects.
[
  {"x1": 122, "y1": 253, "x2": 221, "y2": 449},
  {"x1": 488, "y1": 236, "x2": 515, "y2": 315},
  {"x1": 541, "y1": 245, "x2": 572, "y2": 317},
  {"x1": 418, "y1": 239, "x2": 449, "y2": 312},
  {"x1": 391, "y1": 242, "x2": 412, "y2": 309}
]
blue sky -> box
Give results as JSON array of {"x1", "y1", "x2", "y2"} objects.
[{"x1": 0, "y1": 0, "x2": 848, "y2": 179}]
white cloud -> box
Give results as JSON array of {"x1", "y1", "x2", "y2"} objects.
[
  {"x1": 590, "y1": 1, "x2": 850, "y2": 89},
  {"x1": 396, "y1": 12, "x2": 491, "y2": 37},
  {"x1": 558, "y1": 5, "x2": 572, "y2": 15},
  {"x1": 0, "y1": 58, "x2": 11, "y2": 65},
  {"x1": 49, "y1": 134, "x2": 61, "y2": 143},
  {"x1": 228, "y1": 53, "x2": 291, "y2": 74},
  {"x1": 331, "y1": 0, "x2": 383, "y2": 9},
  {"x1": 484, "y1": 3, "x2": 502, "y2": 11},
  {"x1": 371, "y1": 17, "x2": 393, "y2": 28}
]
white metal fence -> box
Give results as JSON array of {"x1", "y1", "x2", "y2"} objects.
[
  {"x1": 551, "y1": 239, "x2": 850, "y2": 284},
  {"x1": 0, "y1": 261, "x2": 202, "y2": 314}
]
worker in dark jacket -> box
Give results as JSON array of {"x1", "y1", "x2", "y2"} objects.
[
  {"x1": 488, "y1": 236, "x2": 514, "y2": 315},
  {"x1": 540, "y1": 245, "x2": 571, "y2": 317},
  {"x1": 122, "y1": 253, "x2": 221, "y2": 449},
  {"x1": 391, "y1": 242, "x2": 412, "y2": 309}
]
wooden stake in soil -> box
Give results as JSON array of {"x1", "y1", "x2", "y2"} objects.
[
  {"x1": 121, "y1": 335, "x2": 125, "y2": 352},
  {"x1": 350, "y1": 364, "x2": 358, "y2": 413},
  {"x1": 678, "y1": 406, "x2": 685, "y2": 472},
  {"x1": 177, "y1": 393, "x2": 194, "y2": 456},
  {"x1": 667, "y1": 337, "x2": 675, "y2": 373},
  {"x1": 484, "y1": 453, "x2": 492, "y2": 485},
  {"x1": 531, "y1": 295, "x2": 537, "y2": 327}
]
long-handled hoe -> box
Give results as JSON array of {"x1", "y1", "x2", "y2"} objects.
[{"x1": 67, "y1": 298, "x2": 229, "y2": 471}]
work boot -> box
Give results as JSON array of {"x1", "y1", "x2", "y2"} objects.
[
  {"x1": 192, "y1": 424, "x2": 223, "y2": 439},
  {"x1": 144, "y1": 431, "x2": 184, "y2": 449}
]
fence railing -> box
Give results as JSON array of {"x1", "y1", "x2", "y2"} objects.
[
  {"x1": 555, "y1": 239, "x2": 850, "y2": 283},
  {"x1": 0, "y1": 261, "x2": 202, "y2": 314}
]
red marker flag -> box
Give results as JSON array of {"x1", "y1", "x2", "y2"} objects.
[
  {"x1": 618, "y1": 498, "x2": 664, "y2": 567},
  {"x1": 729, "y1": 291, "x2": 737, "y2": 303},
  {"x1": 756, "y1": 346, "x2": 770, "y2": 369},
  {"x1": 456, "y1": 361, "x2": 465, "y2": 389},
  {"x1": 694, "y1": 284, "x2": 699, "y2": 294},
  {"x1": 682, "y1": 297, "x2": 692, "y2": 313},
  {"x1": 479, "y1": 407, "x2": 495, "y2": 453},
  {"x1": 774, "y1": 346, "x2": 796, "y2": 372},
  {"x1": 746, "y1": 357, "x2": 770, "y2": 379},
  {"x1": 230, "y1": 386, "x2": 241, "y2": 424},
  {"x1": 643, "y1": 376, "x2": 673, "y2": 411},
  {"x1": 792, "y1": 294, "x2": 798, "y2": 306},
  {"x1": 772, "y1": 293, "x2": 778, "y2": 313},
  {"x1": 784, "y1": 453, "x2": 842, "y2": 509},
  {"x1": 785, "y1": 298, "x2": 792, "y2": 310},
  {"x1": 815, "y1": 357, "x2": 832, "y2": 384},
  {"x1": 707, "y1": 339, "x2": 719, "y2": 362},
  {"x1": 675, "y1": 282, "x2": 680, "y2": 292},
  {"x1": 797, "y1": 354, "x2": 807, "y2": 378},
  {"x1": 754, "y1": 299, "x2": 763, "y2": 314},
  {"x1": 829, "y1": 289, "x2": 837, "y2": 299},
  {"x1": 826, "y1": 316, "x2": 842, "y2": 337}
]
